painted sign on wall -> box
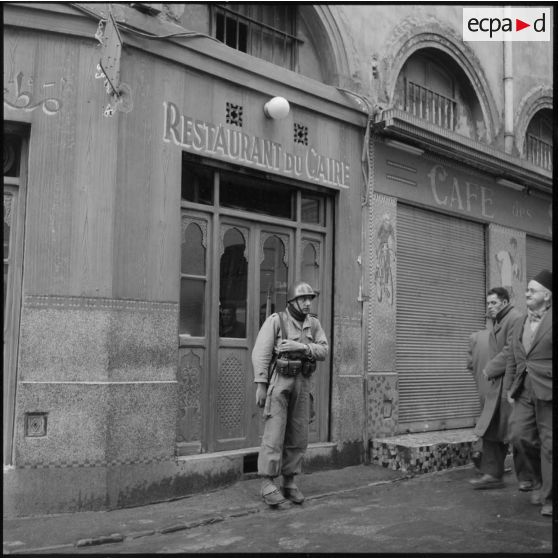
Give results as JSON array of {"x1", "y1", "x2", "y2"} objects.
[
  {"x1": 163, "y1": 101, "x2": 350, "y2": 190},
  {"x1": 3, "y1": 71, "x2": 62, "y2": 115},
  {"x1": 375, "y1": 141, "x2": 552, "y2": 238}
]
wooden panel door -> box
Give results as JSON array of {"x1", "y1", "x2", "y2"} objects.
[
  {"x1": 213, "y1": 220, "x2": 252, "y2": 451},
  {"x1": 213, "y1": 220, "x2": 295, "y2": 451}
]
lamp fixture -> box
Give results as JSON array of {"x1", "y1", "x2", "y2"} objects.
[
  {"x1": 384, "y1": 139, "x2": 424, "y2": 156},
  {"x1": 496, "y1": 178, "x2": 525, "y2": 191},
  {"x1": 264, "y1": 96, "x2": 290, "y2": 120}
]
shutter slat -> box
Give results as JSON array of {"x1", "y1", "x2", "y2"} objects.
[
  {"x1": 396, "y1": 205, "x2": 485, "y2": 431},
  {"x1": 526, "y1": 236, "x2": 552, "y2": 277}
]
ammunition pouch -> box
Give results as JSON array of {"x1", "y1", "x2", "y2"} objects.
[
  {"x1": 302, "y1": 360, "x2": 317, "y2": 377},
  {"x1": 276, "y1": 358, "x2": 316, "y2": 378}
]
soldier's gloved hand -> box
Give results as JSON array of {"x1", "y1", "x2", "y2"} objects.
[
  {"x1": 256, "y1": 383, "x2": 268, "y2": 407},
  {"x1": 278, "y1": 339, "x2": 307, "y2": 353}
]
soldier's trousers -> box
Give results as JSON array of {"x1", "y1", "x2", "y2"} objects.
[{"x1": 258, "y1": 372, "x2": 311, "y2": 478}]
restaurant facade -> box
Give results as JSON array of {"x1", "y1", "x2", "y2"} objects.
[{"x1": 4, "y1": 3, "x2": 552, "y2": 516}]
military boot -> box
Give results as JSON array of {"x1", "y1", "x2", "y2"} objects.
[
  {"x1": 282, "y1": 475, "x2": 305, "y2": 504},
  {"x1": 261, "y1": 477, "x2": 287, "y2": 507}
]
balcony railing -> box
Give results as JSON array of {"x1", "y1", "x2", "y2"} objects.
[
  {"x1": 404, "y1": 80, "x2": 456, "y2": 131},
  {"x1": 526, "y1": 134, "x2": 552, "y2": 171}
]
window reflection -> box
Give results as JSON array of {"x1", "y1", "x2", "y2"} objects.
[
  {"x1": 179, "y1": 278, "x2": 205, "y2": 336},
  {"x1": 220, "y1": 228, "x2": 247, "y2": 337},
  {"x1": 181, "y1": 222, "x2": 205, "y2": 275},
  {"x1": 301, "y1": 242, "x2": 319, "y2": 289},
  {"x1": 301, "y1": 196, "x2": 321, "y2": 224},
  {"x1": 179, "y1": 221, "x2": 207, "y2": 337},
  {"x1": 259, "y1": 235, "x2": 288, "y2": 326}
]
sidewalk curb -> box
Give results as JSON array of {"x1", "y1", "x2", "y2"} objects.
[
  {"x1": 5, "y1": 469, "x2": 469, "y2": 554},
  {"x1": 4, "y1": 475, "x2": 411, "y2": 554}
]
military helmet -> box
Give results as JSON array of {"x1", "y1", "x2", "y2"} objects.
[{"x1": 287, "y1": 281, "x2": 317, "y2": 302}]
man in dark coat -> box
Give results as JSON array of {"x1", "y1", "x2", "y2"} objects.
[
  {"x1": 505, "y1": 270, "x2": 553, "y2": 517},
  {"x1": 466, "y1": 328, "x2": 491, "y2": 471},
  {"x1": 467, "y1": 328, "x2": 491, "y2": 409},
  {"x1": 469, "y1": 287, "x2": 523, "y2": 489}
]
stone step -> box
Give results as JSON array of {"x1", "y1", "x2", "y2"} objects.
[{"x1": 370, "y1": 428, "x2": 477, "y2": 474}]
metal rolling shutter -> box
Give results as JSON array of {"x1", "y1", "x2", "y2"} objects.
[
  {"x1": 526, "y1": 236, "x2": 552, "y2": 277},
  {"x1": 396, "y1": 204, "x2": 486, "y2": 432}
]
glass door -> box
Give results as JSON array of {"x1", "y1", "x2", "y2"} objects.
[
  {"x1": 179, "y1": 157, "x2": 333, "y2": 454},
  {"x1": 214, "y1": 221, "x2": 295, "y2": 451}
]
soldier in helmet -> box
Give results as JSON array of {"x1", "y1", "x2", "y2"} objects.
[{"x1": 252, "y1": 281, "x2": 329, "y2": 507}]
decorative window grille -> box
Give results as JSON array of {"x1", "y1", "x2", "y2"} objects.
[
  {"x1": 404, "y1": 79, "x2": 456, "y2": 131},
  {"x1": 294, "y1": 123, "x2": 308, "y2": 145},
  {"x1": 226, "y1": 102, "x2": 243, "y2": 127},
  {"x1": 212, "y1": 4, "x2": 301, "y2": 70}
]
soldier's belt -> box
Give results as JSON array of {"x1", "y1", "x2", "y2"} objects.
[{"x1": 276, "y1": 358, "x2": 316, "y2": 377}]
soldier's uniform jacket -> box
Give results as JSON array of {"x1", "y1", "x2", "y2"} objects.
[{"x1": 252, "y1": 310, "x2": 329, "y2": 383}]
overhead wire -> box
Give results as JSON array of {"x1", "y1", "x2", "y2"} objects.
[{"x1": 70, "y1": 2, "x2": 221, "y2": 43}]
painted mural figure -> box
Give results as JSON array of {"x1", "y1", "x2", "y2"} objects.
[
  {"x1": 374, "y1": 213, "x2": 395, "y2": 304},
  {"x1": 495, "y1": 237, "x2": 522, "y2": 299},
  {"x1": 252, "y1": 282, "x2": 328, "y2": 508}
]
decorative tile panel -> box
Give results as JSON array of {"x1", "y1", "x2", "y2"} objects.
[
  {"x1": 370, "y1": 428, "x2": 477, "y2": 474},
  {"x1": 367, "y1": 374, "x2": 398, "y2": 438}
]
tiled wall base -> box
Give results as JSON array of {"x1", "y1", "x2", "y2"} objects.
[{"x1": 370, "y1": 429, "x2": 476, "y2": 474}]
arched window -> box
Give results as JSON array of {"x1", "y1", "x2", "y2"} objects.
[
  {"x1": 394, "y1": 49, "x2": 485, "y2": 141},
  {"x1": 180, "y1": 220, "x2": 207, "y2": 337},
  {"x1": 525, "y1": 109, "x2": 552, "y2": 171},
  {"x1": 219, "y1": 227, "x2": 248, "y2": 338}
]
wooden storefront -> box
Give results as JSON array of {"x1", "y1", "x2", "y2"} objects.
[{"x1": 3, "y1": 3, "x2": 366, "y2": 516}]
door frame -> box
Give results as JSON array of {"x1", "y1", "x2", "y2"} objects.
[
  {"x1": 3, "y1": 124, "x2": 28, "y2": 466},
  {"x1": 179, "y1": 161, "x2": 334, "y2": 453}
]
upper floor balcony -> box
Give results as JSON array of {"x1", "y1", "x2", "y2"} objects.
[
  {"x1": 526, "y1": 134, "x2": 552, "y2": 172},
  {"x1": 404, "y1": 79, "x2": 456, "y2": 132}
]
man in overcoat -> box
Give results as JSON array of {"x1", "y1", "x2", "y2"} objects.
[
  {"x1": 467, "y1": 328, "x2": 491, "y2": 410},
  {"x1": 505, "y1": 270, "x2": 553, "y2": 517},
  {"x1": 470, "y1": 287, "x2": 523, "y2": 489},
  {"x1": 466, "y1": 328, "x2": 491, "y2": 471}
]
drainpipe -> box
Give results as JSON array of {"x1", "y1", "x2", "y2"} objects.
[
  {"x1": 337, "y1": 87, "x2": 376, "y2": 464},
  {"x1": 503, "y1": 5, "x2": 514, "y2": 154}
]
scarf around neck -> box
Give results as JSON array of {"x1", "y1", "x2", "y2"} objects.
[{"x1": 287, "y1": 303, "x2": 306, "y2": 323}]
